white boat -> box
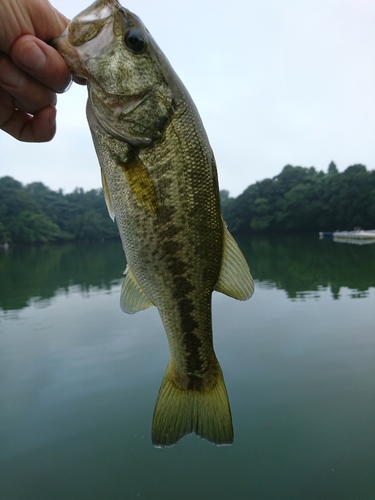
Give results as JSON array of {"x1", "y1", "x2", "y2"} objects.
[
  {"x1": 319, "y1": 229, "x2": 375, "y2": 245},
  {"x1": 333, "y1": 230, "x2": 375, "y2": 240}
]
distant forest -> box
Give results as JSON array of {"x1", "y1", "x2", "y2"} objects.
[
  {"x1": 221, "y1": 162, "x2": 375, "y2": 233},
  {"x1": 0, "y1": 177, "x2": 119, "y2": 244},
  {"x1": 1, "y1": 162, "x2": 374, "y2": 244}
]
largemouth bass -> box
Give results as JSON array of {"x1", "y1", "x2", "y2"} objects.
[{"x1": 53, "y1": 0, "x2": 253, "y2": 447}]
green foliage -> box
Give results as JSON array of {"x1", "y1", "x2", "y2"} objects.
[
  {"x1": 0, "y1": 176, "x2": 120, "y2": 243},
  {"x1": 222, "y1": 163, "x2": 375, "y2": 233},
  {"x1": 327, "y1": 161, "x2": 338, "y2": 175},
  {"x1": 219, "y1": 189, "x2": 230, "y2": 205},
  {"x1": 2, "y1": 161, "x2": 375, "y2": 243}
]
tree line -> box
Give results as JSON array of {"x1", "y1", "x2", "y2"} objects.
[
  {"x1": 1, "y1": 162, "x2": 374, "y2": 243},
  {"x1": 0, "y1": 176, "x2": 119, "y2": 243},
  {"x1": 221, "y1": 162, "x2": 375, "y2": 233}
]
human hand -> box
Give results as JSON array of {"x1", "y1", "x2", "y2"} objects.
[{"x1": 0, "y1": 0, "x2": 72, "y2": 142}]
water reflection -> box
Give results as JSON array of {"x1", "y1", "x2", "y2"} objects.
[
  {"x1": 1, "y1": 234, "x2": 375, "y2": 498},
  {"x1": 1, "y1": 233, "x2": 375, "y2": 312},
  {"x1": 333, "y1": 238, "x2": 375, "y2": 245},
  {"x1": 235, "y1": 232, "x2": 375, "y2": 299},
  {"x1": 0, "y1": 240, "x2": 125, "y2": 311}
]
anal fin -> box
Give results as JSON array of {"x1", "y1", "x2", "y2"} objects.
[{"x1": 215, "y1": 225, "x2": 254, "y2": 300}]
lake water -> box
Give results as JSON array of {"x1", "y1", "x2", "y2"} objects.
[{"x1": 0, "y1": 233, "x2": 374, "y2": 500}]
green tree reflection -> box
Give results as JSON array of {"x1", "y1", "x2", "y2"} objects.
[
  {"x1": 235, "y1": 233, "x2": 375, "y2": 299},
  {"x1": 0, "y1": 241, "x2": 125, "y2": 311},
  {"x1": 1, "y1": 234, "x2": 374, "y2": 311}
]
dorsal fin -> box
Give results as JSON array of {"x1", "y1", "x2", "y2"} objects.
[
  {"x1": 215, "y1": 226, "x2": 254, "y2": 300},
  {"x1": 120, "y1": 266, "x2": 154, "y2": 314}
]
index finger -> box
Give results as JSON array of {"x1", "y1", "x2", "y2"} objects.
[{"x1": 10, "y1": 35, "x2": 71, "y2": 94}]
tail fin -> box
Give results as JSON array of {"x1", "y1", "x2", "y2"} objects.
[{"x1": 152, "y1": 360, "x2": 233, "y2": 447}]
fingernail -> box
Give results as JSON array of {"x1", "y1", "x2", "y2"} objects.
[
  {"x1": 18, "y1": 41, "x2": 47, "y2": 71},
  {"x1": 0, "y1": 57, "x2": 25, "y2": 88},
  {"x1": 63, "y1": 79, "x2": 72, "y2": 93}
]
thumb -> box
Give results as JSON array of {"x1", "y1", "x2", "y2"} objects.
[{"x1": 27, "y1": 1, "x2": 69, "y2": 42}]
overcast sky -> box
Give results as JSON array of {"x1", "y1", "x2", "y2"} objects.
[{"x1": 0, "y1": 0, "x2": 374, "y2": 197}]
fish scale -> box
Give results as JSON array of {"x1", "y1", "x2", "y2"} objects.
[{"x1": 53, "y1": 0, "x2": 254, "y2": 447}]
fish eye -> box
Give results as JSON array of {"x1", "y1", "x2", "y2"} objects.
[{"x1": 125, "y1": 28, "x2": 147, "y2": 53}]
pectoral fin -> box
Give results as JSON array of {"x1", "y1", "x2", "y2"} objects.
[
  {"x1": 215, "y1": 226, "x2": 254, "y2": 300},
  {"x1": 101, "y1": 169, "x2": 115, "y2": 221},
  {"x1": 119, "y1": 153, "x2": 158, "y2": 215},
  {"x1": 120, "y1": 266, "x2": 154, "y2": 314}
]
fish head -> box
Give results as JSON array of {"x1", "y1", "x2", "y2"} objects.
[{"x1": 53, "y1": 0, "x2": 174, "y2": 145}]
